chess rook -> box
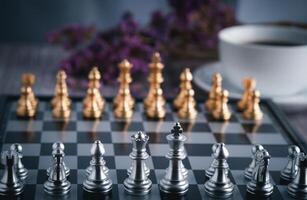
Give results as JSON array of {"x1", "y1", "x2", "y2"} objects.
[
  {"x1": 83, "y1": 140, "x2": 112, "y2": 194},
  {"x1": 287, "y1": 152, "x2": 307, "y2": 199},
  {"x1": 0, "y1": 150, "x2": 24, "y2": 196},
  {"x1": 159, "y1": 123, "x2": 189, "y2": 195},
  {"x1": 204, "y1": 143, "x2": 234, "y2": 198},
  {"x1": 246, "y1": 149, "x2": 273, "y2": 197},
  {"x1": 124, "y1": 132, "x2": 152, "y2": 195},
  {"x1": 280, "y1": 145, "x2": 300, "y2": 182},
  {"x1": 245, "y1": 144, "x2": 264, "y2": 180},
  {"x1": 10, "y1": 143, "x2": 28, "y2": 180}
]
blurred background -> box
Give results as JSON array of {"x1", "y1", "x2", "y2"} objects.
[{"x1": 0, "y1": 0, "x2": 307, "y2": 142}]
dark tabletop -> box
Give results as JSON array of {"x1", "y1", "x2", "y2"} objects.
[{"x1": 0, "y1": 45, "x2": 306, "y2": 146}]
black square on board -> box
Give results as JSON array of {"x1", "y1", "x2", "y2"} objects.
[
  {"x1": 37, "y1": 169, "x2": 48, "y2": 184},
  {"x1": 22, "y1": 184, "x2": 36, "y2": 199},
  {"x1": 205, "y1": 113, "x2": 238, "y2": 122},
  {"x1": 242, "y1": 123, "x2": 278, "y2": 133},
  {"x1": 152, "y1": 156, "x2": 168, "y2": 169},
  {"x1": 40, "y1": 143, "x2": 77, "y2": 155},
  {"x1": 77, "y1": 112, "x2": 109, "y2": 121},
  {"x1": 180, "y1": 122, "x2": 211, "y2": 132},
  {"x1": 262, "y1": 145, "x2": 288, "y2": 157},
  {"x1": 146, "y1": 132, "x2": 168, "y2": 144},
  {"x1": 214, "y1": 133, "x2": 251, "y2": 144},
  {"x1": 142, "y1": 113, "x2": 174, "y2": 122},
  {"x1": 22, "y1": 156, "x2": 39, "y2": 169},
  {"x1": 43, "y1": 121, "x2": 76, "y2": 131},
  {"x1": 111, "y1": 122, "x2": 144, "y2": 132},
  {"x1": 77, "y1": 131, "x2": 112, "y2": 143},
  {"x1": 227, "y1": 158, "x2": 251, "y2": 170},
  {"x1": 5, "y1": 131, "x2": 41, "y2": 143},
  {"x1": 185, "y1": 144, "x2": 212, "y2": 156}
]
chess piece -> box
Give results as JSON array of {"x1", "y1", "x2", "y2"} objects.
[
  {"x1": 246, "y1": 149, "x2": 273, "y2": 197},
  {"x1": 205, "y1": 73, "x2": 222, "y2": 112},
  {"x1": 16, "y1": 73, "x2": 38, "y2": 117},
  {"x1": 114, "y1": 87, "x2": 134, "y2": 119},
  {"x1": 159, "y1": 122, "x2": 189, "y2": 195},
  {"x1": 52, "y1": 92, "x2": 71, "y2": 119},
  {"x1": 85, "y1": 140, "x2": 109, "y2": 176},
  {"x1": 280, "y1": 145, "x2": 300, "y2": 182},
  {"x1": 44, "y1": 148, "x2": 71, "y2": 195},
  {"x1": 177, "y1": 88, "x2": 198, "y2": 120},
  {"x1": 47, "y1": 142, "x2": 70, "y2": 177},
  {"x1": 10, "y1": 143, "x2": 28, "y2": 180},
  {"x1": 144, "y1": 52, "x2": 165, "y2": 108},
  {"x1": 173, "y1": 68, "x2": 193, "y2": 110},
  {"x1": 83, "y1": 67, "x2": 105, "y2": 112},
  {"x1": 83, "y1": 88, "x2": 103, "y2": 119},
  {"x1": 124, "y1": 132, "x2": 152, "y2": 195},
  {"x1": 204, "y1": 143, "x2": 234, "y2": 198},
  {"x1": 287, "y1": 152, "x2": 307, "y2": 199},
  {"x1": 51, "y1": 70, "x2": 71, "y2": 108},
  {"x1": 237, "y1": 78, "x2": 256, "y2": 111},
  {"x1": 206, "y1": 143, "x2": 229, "y2": 178},
  {"x1": 243, "y1": 90, "x2": 263, "y2": 121},
  {"x1": 212, "y1": 90, "x2": 231, "y2": 121},
  {"x1": 0, "y1": 150, "x2": 24, "y2": 196},
  {"x1": 245, "y1": 144, "x2": 264, "y2": 180},
  {"x1": 83, "y1": 140, "x2": 112, "y2": 193},
  {"x1": 146, "y1": 87, "x2": 166, "y2": 119},
  {"x1": 113, "y1": 59, "x2": 135, "y2": 110}
]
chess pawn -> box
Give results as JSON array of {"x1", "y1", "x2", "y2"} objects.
[
  {"x1": 114, "y1": 88, "x2": 134, "y2": 119},
  {"x1": 47, "y1": 142, "x2": 70, "y2": 177},
  {"x1": 243, "y1": 90, "x2": 263, "y2": 121},
  {"x1": 52, "y1": 94, "x2": 71, "y2": 119},
  {"x1": 204, "y1": 143, "x2": 234, "y2": 198},
  {"x1": 44, "y1": 150, "x2": 71, "y2": 195},
  {"x1": 124, "y1": 132, "x2": 152, "y2": 195},
  {"x1": 10, "y1": 143, "x2": 28, "y2": 180},
  {"x1": 177, "y1": 88, "x2": 197, "y2": 120},
  {"x1": 245, "y1": 144, "x2": 264, "y2": 180},
  {"x1": 212, "y1": 90, "x2": 231, "y2": 121},
  {"x1": 0, "y1": 150, "x2": 24, "y2": 196},
  {"x1": 205, "y1": 73, "x2": 222, "y2": 112},
  {"x1": 146, "y1": 87, "x2": 166, "y2": 119},
  {"x1": 237, "y1": 78, "x2": 256, "y2": 111},
  {"x1": 287, "y1": 152, "x2": 307, "y2": 199},
  {"x1": 87, "y1": 67, "x2": 105, "y2": 111},
  {"x1": 280, "y1": 145, "x2": 300, "y2": 182},
  {"x1": 51, "y1": 70, "x2": 71, "y2": 108},
  {"x1": 83, "y1": 88, "x2": 103, "y2": 119},
  {"x1": 83, "y1": 140, "x2": 112, "y2": 194},
  {"x1": 246, "y1": 149, "x2": 274, "y2": 197},
  {"x1": 144, "y1": 52, "x2": 165, "y2": 108},
  {"x1": 21, "y1": 73, "x2": 38, "y2": 109},
  {"x1": 173, "y1": 68, "x2": 193, "y2": 109},
  {"x1": 16, "y1": 86, "x2": 36, "y2": 117}
]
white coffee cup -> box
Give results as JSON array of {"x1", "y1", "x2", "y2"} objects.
[{"x1": 219, "y1": 25, "x2": 307, "y2": 96}]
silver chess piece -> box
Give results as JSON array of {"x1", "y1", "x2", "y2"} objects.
[
  {"x1": 44, "y1": 149, "x2": 71, "y2": 195},
  {"x1": 206, "y1": 143, "x2": 229, "y2": 178},
  {"x1": 124, "y1": 131, "x2": 152, "y2": 195},
  {"x1": 280, "y1": 145, "x2": 300, "y2": 182},
  {"x1": 246, "y1": 149, "x2": 273, "y2": 197},
  {"x1": 10, "y1": 143, "x2": 28, "y2": 180},
  {"x1": 47, "y1": 142, "x2": 70, "y2": 177},
  {"x1": 287, "y1": 152, "x2": 307, "y2": 199},
  {"x1": 83, "y1": 140, "x2": 112, "y2": 194},
  {"x1": 0, "y1": 150, "x2": 24, "y2": 196},
  {"x1": 245, "y1": 144, "x2": 264, "y2": 180},
  {"x1": 159, "y1": 122, "x2": 189, "y2": 195},
  {"x1": 204, "y1": 143, "x2": 234, "y2": 198},
  {"x1": 85, "y1": 140, "x2": 109, "y2": 176}
]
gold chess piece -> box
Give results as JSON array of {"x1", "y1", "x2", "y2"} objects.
[
  {"x1": 52, "y1": 94, "x2": 71, "y2": 119},
  {"x1": 237, "y1": 78, "x2": 256, "y2": 111},
  {"x1": 113, "y1": 59, "x2": 135, "y2": 110},
  {"x1": 83, "y1": 88, "x2": 103, "y2": 119},
  {"x1": 173, "y1": 68, "x2": 193, "y2": 110},
  {"x1": 178, "y1": 88, "x2": 198, "y2": 120},
  {"x1": 146, "y1": 87, "x2": 166, "y2": 119},
  {"x1": 212, "y1": 89, "x2": 232, "y2": 121},
  {"x1": 205, "y1": 73, "x2": 222, "y2": 112},
  {"x1": 51, "y1": 70, "x2": 71, "y2": 108},
  {"x1": 144, "y1": 52, "x2": 165, "y2": 108},
  {"x1": 243, "y1": 90, "x2": 263, "y2": 121},
  {"x1": 16, "y1": 74, "x2": 38, "y2": 117},
  {"x1": 83, "y1": 67, "x2": 105, "y2": 112},
  {"x1": 114, "y1": 88, "x2": 134, "y2": 119}
]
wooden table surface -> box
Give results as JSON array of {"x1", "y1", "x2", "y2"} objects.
[{"x1": 0, "y1": 44, "x2": 306, "y2": 147}]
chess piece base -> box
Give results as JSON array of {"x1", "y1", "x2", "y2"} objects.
[
  {"x1": 287, "y1": 182, "x2": 307, "y2": 199},
  {"x1": 246, "y1": 181, "x2": 273, "y2": 197},
  {"x1": 159, "y1": 178, "x2": 189, "y2": 195},
  {"x1": 124, "y1": 177, "x2": 152, "y2": 195},
  {"x1": 0, "y1": 180, "x2": 24, "y2": 196},
  {"x1": 204, "y1": 179, "x2": 234, "y2": 198},
  {"x1": 44, "y1": 179, "x2": 71, "y2": 195},
  {"x1": 82, "y1": 178, "x2": 112, "y2": 194},
  {"x1": 17, "y1": 167, "x2": 28, "y2": 180}
]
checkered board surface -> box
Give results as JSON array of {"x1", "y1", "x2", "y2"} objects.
[{"x1": 0, "y1": 97, "x2": 305, "y2": 200}]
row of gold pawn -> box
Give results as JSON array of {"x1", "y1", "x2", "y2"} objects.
[{"x1": 205, "y1": 73, "x2": 263, "y2": 121}]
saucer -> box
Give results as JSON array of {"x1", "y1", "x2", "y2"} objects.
[{"x1": 193, "y1": 62, "x2": 307, "y2": 106}]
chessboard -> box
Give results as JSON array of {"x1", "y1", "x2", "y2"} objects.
[{"x1": 0, "y1": 96, "x2": 305, "y2": 200}]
